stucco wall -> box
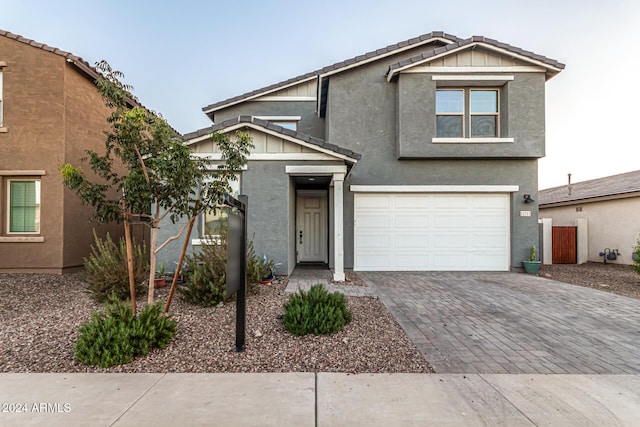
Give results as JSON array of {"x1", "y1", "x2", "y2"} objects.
[
  {"x1": 324, "y1": 49, "x2": 543, "y2": 270},
  {"x1": 0, "y1": 37, "x2": 136, "y2": 273},
  {"x1": 397, "y1": 72, "x2": 545, "y2": 158},
  {"x1": 540, "y1": 197, "x2": 640, "y2": 264}
]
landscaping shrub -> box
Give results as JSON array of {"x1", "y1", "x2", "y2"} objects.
[
  {"x1": 180, "y1": 223, "x2": 270, "y2": 307},
  {"x1": 282, "y1": 284, "x2": 352, "y2": 336},
  {"x1": 633, "y1": 237, "x2": 640, "y2": 275},
  {"x1": 84, "y1": 231, "x2": 148, "y2": 302},
  {"x1": 75, "y1": 298, "x2": 177, "y2": 368}
]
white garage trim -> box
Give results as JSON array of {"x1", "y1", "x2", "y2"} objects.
[
  {"x1": 351, "y1": 185, "x2": 519, "y2": 193},
  {"x1": 354, "y1": 193, "x2": 511, "y2": 272}
]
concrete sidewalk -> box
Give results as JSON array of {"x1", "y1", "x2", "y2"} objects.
[{"x1": 1, "y1": 373, "x2": 638, "y2": 426}]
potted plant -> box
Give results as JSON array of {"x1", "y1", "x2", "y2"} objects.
[
  {"x1": 522, "y1": 245, "x2": 542, "y2": 274},
  {"x1": 154, "y1": 262, "x2": 167, "y2": 288}
]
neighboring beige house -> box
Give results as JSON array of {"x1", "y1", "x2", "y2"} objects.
[
  {"x1": 0, "y1": 29, "x2": 145, "y2": 273},
  {"x1": 539, "y1": 170, "x2": 640, "y2": 265}
]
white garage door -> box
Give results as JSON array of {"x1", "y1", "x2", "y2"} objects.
[{"x1": 354, "y1": 193, "x2": 510, "y2": 271}]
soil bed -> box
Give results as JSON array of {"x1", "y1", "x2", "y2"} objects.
[{"x1": 0, "y1": 274, "x2": 431, "y2": 373}]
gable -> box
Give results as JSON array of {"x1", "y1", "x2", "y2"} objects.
[
  {"x1": 185, "y1": 116, "x2": 360, "y2": 163},
  {"x1": 423, "y1": 46, "x2": 531, "y2": 68}
]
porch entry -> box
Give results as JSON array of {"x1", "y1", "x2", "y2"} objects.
[{"x1": 296, "y1": 190, "x2": 328, "y2": 263}]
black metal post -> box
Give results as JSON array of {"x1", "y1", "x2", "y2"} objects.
[{"x1": 236, "y1": 195, "x2": 247, "y2": 352}]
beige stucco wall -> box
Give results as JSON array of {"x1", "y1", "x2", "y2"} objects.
[{"x1": 540, "y1": 197, "x2": 640, "y2": 265}]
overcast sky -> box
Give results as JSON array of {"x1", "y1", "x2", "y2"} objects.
[{"x1": 2, "y1": 0, "x2": 638, "y2": 189}]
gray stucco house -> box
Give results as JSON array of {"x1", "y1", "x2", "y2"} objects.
[{"x1": 159, "y1": 31, "x2": 564, "y2": 279}]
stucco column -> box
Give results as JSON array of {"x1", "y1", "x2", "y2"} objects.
[
  {"x1": 541, "y1": 217, "x2": 553, "y2": 264},
  {"x1": 332, "y1": 173, "x2": 345, "y2": 281}
]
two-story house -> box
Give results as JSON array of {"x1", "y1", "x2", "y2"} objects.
[
  {"x1": 0, "y1": 29, "x2": 145, "y2": 273},
  {"x1": 161, "y1": 32, "x2": 564, "y2": 279}
]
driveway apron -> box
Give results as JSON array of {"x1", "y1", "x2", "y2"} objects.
[{"x1": 361, "y1": 272, "x2": 640, "y2": 374}]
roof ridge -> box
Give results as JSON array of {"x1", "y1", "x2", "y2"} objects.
[{"x1": 201, "y1": 31, "x2": 462, "y2": 114}]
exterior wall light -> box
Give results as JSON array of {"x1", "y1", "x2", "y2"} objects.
[{"x1": 523, "y1": 194, "x2": 535, "y2": 203}]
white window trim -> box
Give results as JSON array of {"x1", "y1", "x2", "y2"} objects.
[
  {"x1": 470, "y1": 88, "x2": 499, "y2": 138},
  {"x1": 350, "y1": 185, "x2": 520, "y2": 193},
  {"x1": 432, "y1": 137, "x2": 514, "y2": 144},
  {"x1": 432, "y1": 75, "x2": 514, "y2": 81},
  {"x1": 6, "y1": 178, "x2": 41, "y2": 235}
]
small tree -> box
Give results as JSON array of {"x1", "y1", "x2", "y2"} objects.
[
  {"x1": 62, "y1": 61, "x2": 251, "y2": 311},
  {"x1": 632, "y1": 236, "x2": 640, "y2": 275}
]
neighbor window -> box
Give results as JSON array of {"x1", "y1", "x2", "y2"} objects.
[
  {"x1": 436, "y1": 88, "x2": 499, "y2": 138},
  {"x1": 0, "y1": 70, "x2": 3, "y2": 127},
  {"x1": 202, "y1": 173, "x2": 240, "y2": 237},
  {"x1": 7, "y1": 179, "x2": 41, "y2": 233}
]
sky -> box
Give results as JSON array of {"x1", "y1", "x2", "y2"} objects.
[{"x1": 2, "y1": 0, "x2": 639, "y2": 189}]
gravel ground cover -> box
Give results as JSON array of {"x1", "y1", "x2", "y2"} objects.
[
  {"x1": 0, "y1": 274, "x2": 430, "y2": 373},
  {"x1": 538, "y1": 262, "x2": 640, "y2": 300}
]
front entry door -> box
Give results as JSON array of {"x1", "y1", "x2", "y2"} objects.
[{"x1": 296, "y1": 191, "x2": 328, "y2": 263}]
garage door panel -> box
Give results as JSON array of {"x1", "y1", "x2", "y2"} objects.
[
  {"x1": 472, "y1": 233, "x2": 507, "y2": 249},
  {"x1": 355, "y1": 193, "x2": 509, "y2": 271},
  {"x1": 434, "y1": 195, "x2": 469, "y2": 209},
  {"x1": 395, "y1": 214, "x2": 430, "y2": 228},
  {"x1": 357, "y1": 214, "x2": 391, "y2": 228},
  {"x1": 434, "y1": 233, "x2": 468, "y2": 248},
  {"x1": 472, "y1": 215, "x2": 507, "y2": 228},
  {"x1": 395, "y1": 234, "x2": 429, "y2": 249},
  {"x1": 356, "y1": 234, "x2": 390, "y2": 248},
  {"x1": 435, "y1": 215, "x2": 470, "y2": 229},
  {"x1": 395, "y1": 196, "x2": 432, "y2": 209}
]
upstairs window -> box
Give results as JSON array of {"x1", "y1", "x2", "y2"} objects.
[
  {"x1": 436, "y1": 88, "x2": 500, "y2": 138},
  {"x1": 7, "y1": 179, "x2": 41, "y2": 234},
  {"x1": 0, "y1": 70, "x2": 3, "y2": 128}
]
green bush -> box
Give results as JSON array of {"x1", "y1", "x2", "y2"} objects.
[
  {"x1": 180, "y1": 223, "x2": 268, "y2": 307},
  {"x1": 84, "y1": 231, "x2": 148, "y2": 302},
  {"x1": 75, "y1": 298, "x2": 177, "y2": 368},
  {"x1": 282, "y1": 284, "x2": 352, "y2": 336},
  {"x1": 633, "y1": 237, "x2": 640, "y2": 275}
]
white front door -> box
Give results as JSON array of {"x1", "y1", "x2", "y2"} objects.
[{"x1": 296, "y1": 191, "x2": 328, "y2": 263}]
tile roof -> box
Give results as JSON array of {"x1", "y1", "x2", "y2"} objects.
[
  {"x1": 0, "y1": 28, "x2": 100, "y2": 81},
  {"x1": 183, "y1": 116, "x2": 361, "y2": 162},
  {"x1": 387, "y1": 36, "x2": 565, "y2": 79},
  {"x1": 539, "y1": 170, "x2": 640, "y2": 206},
  {"x1": 201, "y1": 31, "x2": 463, "y2": 116}
]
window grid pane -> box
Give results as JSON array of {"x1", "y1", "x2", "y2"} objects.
[
  {"x1": 436, "y1": 90, "x2": 464, "y2": 113},
  {"x1": 470, "y1": 116, "x2": 497, "y2": 137},
  {"x1": 436, "y1": 116, "x2": 463, "y2": 137},
  {"x1": 470, "y1": 90, "x2": 498, "y2": 113}
]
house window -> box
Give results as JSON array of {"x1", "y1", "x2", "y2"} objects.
[
  {"x1": 436, "y1": 88, "x2": 499, "y2": 138},
  {"x1": 7, "y1": 179, "x2": 41, "y2": 234},
  {"x1": 254, "y1": 116, "x2": 300, "y2": 131},
  {"x1": 0, "y1": 70, "x2": 4, "y2": 128},
  {"x1": 202, "y1": 173, "x2": 240, "y2": 237}
]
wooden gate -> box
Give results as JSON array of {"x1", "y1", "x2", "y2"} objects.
[{"x1": 552, "y1": 226, "x2": 577, "y2": 264}]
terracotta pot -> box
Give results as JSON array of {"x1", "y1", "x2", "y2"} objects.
[{"x1": 154, "y1": 277, "x2": 167, "y2": 288}]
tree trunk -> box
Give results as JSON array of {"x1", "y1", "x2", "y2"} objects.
[
  {"x1": 123, "y1": 211, "x2": 137, "y2": 314},
  {"x1": 164, "y1": 213, "x2": 197, "y2": 313}
]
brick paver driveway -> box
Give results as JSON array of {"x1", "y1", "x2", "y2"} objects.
[{"x1": 361, "y1": 271, "x2": 640, "y2": 374}]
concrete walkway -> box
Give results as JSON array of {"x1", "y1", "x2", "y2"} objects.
[
  {"x1": 1, "y1": 373, "x2": 639, "y2": 426},
  {"x1": 362, "y1": 271, "x2": 640, "y2": 375},
  {"x1": 286, "y1": 266, "x2": 376, "y2": 297}
]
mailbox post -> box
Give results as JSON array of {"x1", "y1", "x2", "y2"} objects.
[{"x1": 224, "y1": 194, "x2": 247, "y2": 352}]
